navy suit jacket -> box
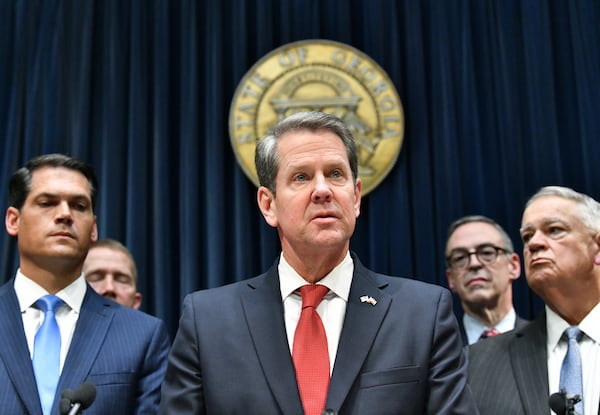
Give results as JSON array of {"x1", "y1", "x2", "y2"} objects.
[
  {"x1": 467, "y1": 314, "x2": 549, "y2": 415},
  {"x1": 159, "y1": 254, "x2": 478, "y2": 414},
  {"x1": 0, "y1": 279, "x2": 171, "y2": 415}
]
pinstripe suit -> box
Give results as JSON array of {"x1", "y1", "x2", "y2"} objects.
[
  {"x1": 467, "y1": 314, "x2": 550, "y2": 414},
  {"x1": 0, "y1": 280, "x2": 171, "y2": 415}
]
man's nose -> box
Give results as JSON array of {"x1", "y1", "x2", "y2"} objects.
[
  {"x1": 466, "y1": 251, "x2": 484, "y2": 268},
  {"x1": 525, "y1": 231, "x2": 547, "y2": 253},
  {"x1": 102, "y1": 275, "x2": 116, "y2": 292},
  {"x1": 311, "y1": 175, "x2": 333, "y2": 203},
  {"x1": 54, "y1": 201, "x2": 73, "y2": 224}
]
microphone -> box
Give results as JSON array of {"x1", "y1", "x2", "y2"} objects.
[
  {"x1": 59, "y1": 382, "x2": 97, "y2": 415},
  {"x1": 549, "y1": 392, "x2": 567, "y2": 415},
  {"x1": 549, "y1": 388, "x2": 581, "y2": 415},
  {"x1": 321, "y1": 410, "x2": 338, "y2": 415}
]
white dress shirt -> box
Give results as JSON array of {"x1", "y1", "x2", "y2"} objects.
[
  {"x1": 463, "y1": 307, "x2": 517, "y2": 345},
  {"x1": 15, "y1": 269, "x2": 87, "y2": 372},
  {"x1": 279, "y1": 251, "x2": 353, "y2": 374},
  {"x1": 547, "y1": 303, "x2": 600, "y2": 415}
]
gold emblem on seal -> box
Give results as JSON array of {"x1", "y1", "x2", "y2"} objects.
[{"x1": 229, "y1": 39, "x2": 404, "y2": 196}]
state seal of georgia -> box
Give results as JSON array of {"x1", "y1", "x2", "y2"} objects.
[{"x1": 228, "y1": 39, "x2": 404, "y2": 196}]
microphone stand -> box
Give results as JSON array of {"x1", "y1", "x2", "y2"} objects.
[
  {"x1": 562, "y1": 387, "x2": 581, "y2": 415},
  {"x1": 549, "y1": 388, "x2": 581, "y2": 415},
  {"x1": 565, "y1": 394, "x2": 581, "y2": 415}
]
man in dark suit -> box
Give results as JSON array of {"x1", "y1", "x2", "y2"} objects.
[
  {"x1": 159, "y1": 111, "x2": 478, "y2": 414},
  {"x1": 467, "y1": 186, "x2": 600, "y2": 414},
  {"x1": 445, "y1": 215, "x2": 529, "y2": 344},
  {"x1": 1, "y1": 154, "x2": 170, "y2": 414}
]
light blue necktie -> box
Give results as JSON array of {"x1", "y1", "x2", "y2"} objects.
[
  {"x1": 33, "y1": 295, "x2": 64, "y2": 415},
  {"x1": 559, "y1": 326, "x2": 584, "y2": 415}
]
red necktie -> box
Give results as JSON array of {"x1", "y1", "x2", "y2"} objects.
[
  {"x1": 480, "y1": 328, "x2": 500, "y2": 339},
  {"x1": 293, "y1": 284, "x2": 330, "y2": 415}
]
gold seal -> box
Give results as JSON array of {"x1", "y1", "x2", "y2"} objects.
[{"x1": 229, "y1": 39, "x2": 404, "y2": 196}]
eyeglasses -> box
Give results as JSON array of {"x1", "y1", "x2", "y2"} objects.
[{"x1": 446, "y1": 244, "x2": 510, "y2": 270}]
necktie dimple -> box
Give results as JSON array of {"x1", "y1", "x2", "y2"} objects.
[
  {"x1": 292, "y1": 284, "x2": 330, "y2": 415},
  {"x1": 33, "y1": 295, "x2": 64, "y2": 415},
  {"x1": 559, "y1": 326, "x2": 584, "y2": 415},
  {"x1": 479, "y1": 327, "x2": 500, "y2": 340}
]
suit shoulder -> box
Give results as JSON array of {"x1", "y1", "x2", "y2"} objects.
[
  {"x1": 183, "y1": 274, "x2": 265, "y2": 303},
  {"x1": 96, "y1": 299, "x2": 167, "y2": 334},
  {"x1": 376, "y1": 273, "x2": 450, "y2": 297},
  {"x1": 468, "y1": 328, "x2": 516, "y2": 357},
  {"x1": 114, "y1": 305, "x2": 164, "y2": 325}
]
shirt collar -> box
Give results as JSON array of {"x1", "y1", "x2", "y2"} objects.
[
  {"x1": 14, "y1": 269, "x2": 87, "y2": 313},
  {"x1": 547, "y1": 302, "x2": 600, "y2": 350},
  {"x1": 463, "y1": 308, "x2": 516, "y2": 343},
  {"x1": 279, "y1": 251, "x2": 353, "y2": 302}
]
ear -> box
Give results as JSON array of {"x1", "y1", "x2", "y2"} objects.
[
  {"x1": 133, "y1": 292, "x2": 142, "y2": 310},
  {"x1": 91, "y1": 216, "x2": 98, "y2": 242},
  {"x1": 507, "y1": 252, "x2": 522, "y2": 281},
  {"x1": 257, "y1": 186, "x2": 278, "y2": 228},
  {"x1": 5, "y1": 207, "x2": 20, "y2": 237},
  {"x1": 593, "y1": 233, "x2": 600, "y2": 266},
  {"x1": 445, "y1": 269, "x2": 456, "y2": 292},
  {"x1": 353, "y1": 178, "x2": 362, "y2": 219}
]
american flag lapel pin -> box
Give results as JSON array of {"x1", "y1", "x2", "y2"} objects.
[{"x1": 360, "y1": 295, "x2": 377, "y2": 306}]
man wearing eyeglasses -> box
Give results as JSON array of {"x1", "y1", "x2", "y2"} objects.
[{"x1": 445, "y1": 215, "x2": 529, "y2": 344}]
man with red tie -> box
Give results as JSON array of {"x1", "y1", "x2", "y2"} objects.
[
  {"x1": 445, "y1": 215, "x2": 529, "y2": 344},
  {"x1": 159, "y1": 111, "x2": 478, "y2": 414},
  {"x1": 467, "y1": 186, "x2": 600, "y2": 414}
]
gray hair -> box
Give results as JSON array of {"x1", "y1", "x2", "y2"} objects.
[
  {"x1": 254, "y1": 111, "x2": 358, "y2": 195},
  {"x1": 524, "y1": 186, "x2": 600, "y2": 232},
  {"x1": 446, "y1": 215, "x2": 514, "y2": 253}
]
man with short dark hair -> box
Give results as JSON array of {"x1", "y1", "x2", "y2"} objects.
[{"x1": 0, "y1": 153, "x2": 170, "y2": 414}]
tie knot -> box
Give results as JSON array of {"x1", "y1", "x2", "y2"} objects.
[
  {"x1": 35, "y1": 295, "x2": 64, "y2": 313},
  {"x1": 564, "y1": 326, "x2": 583, "y2": 342},
  {"x1": 299, "y1": 284, "x2": 329, "y2": 309},
  {"x1": 480, "y1": 328, "x2": 500, "y2": 339}
]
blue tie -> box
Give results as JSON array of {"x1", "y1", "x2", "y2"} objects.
[
  {"x1": 33, "y1": 295, "x2": 64, "y2": 415},
  {"x1": 559, "y1": 326, "x2": 584, "y2": 414}
]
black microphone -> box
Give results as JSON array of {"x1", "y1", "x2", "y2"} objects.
[
  {"x1": 549, "y1": 392, "x2": 567, "y2": 415},
  {"x1": 59, "y1": 382, "x2": 97, "y2": 415},
  {"x1": 321, "y1": 410, "x2": 338, "y2": 415},
  {"x1": 549, "y1": 388, "x2": 581, "y2": 415}
]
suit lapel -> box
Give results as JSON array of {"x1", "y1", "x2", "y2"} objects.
[
  {"x1": 0, "y1": 281, "x2": 42, "y2": 415},
  {"x1": 56, "y1": 288, "x2": 115, "y2": 392},
  {"x1": 509, "y1": 313, "x2": 549, "y2": 414},
  {"x1": 326, "y1": 258, "x2": 391, "y2": 411},
  {"x1": 241, "y1": 267, "x2": 304, "y2": 415},
  {"x1": 515, "y1": 315, "x2": 530, "y2": 329},
  {"x1": 458, "y1": 319, "x2": 469, "y2": 345}
]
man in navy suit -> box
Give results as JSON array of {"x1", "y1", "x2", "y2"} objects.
[
  {"x1": 0, "y1": 154, "x2": 170, "y2": 414},
  {"x1": 159, "y1": 111, "x2": 478, "y2": 414},
  {"x1": 445, "y1": 215, "x2": 528, "y2": 345},
  {"x1": 467, "y1": 186, "x2": 600, "y2": 414}
]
